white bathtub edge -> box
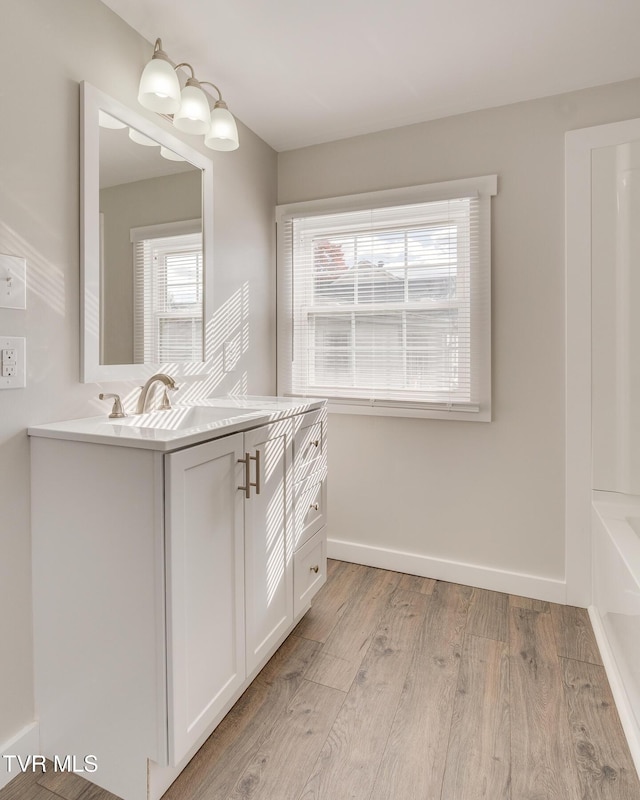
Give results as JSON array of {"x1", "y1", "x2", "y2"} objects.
[{"x1": 588, "y1": 604, "x2": 640, "y2": 780}]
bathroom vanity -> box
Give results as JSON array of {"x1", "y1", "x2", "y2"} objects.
[{"x1": 29, "y1": 396, "x2": 327, "y2": 800}]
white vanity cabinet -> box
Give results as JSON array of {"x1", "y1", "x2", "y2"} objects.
[{"x1": 29, "y1": 399, "x2": 327, "y2": 800}]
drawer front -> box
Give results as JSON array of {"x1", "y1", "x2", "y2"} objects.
[
  {"x1": 294, "y1": 477, "x2": 326, "y2": 550},
  {"x1": 294, "y1": 528, "x2": 327, "y2": 618},
  {"x1": 293, "y1": 409, "x2": 326, "y2": 483}
]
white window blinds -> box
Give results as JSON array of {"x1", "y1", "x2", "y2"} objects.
[
  {"x1": 277, "y1": 177, "x2": 496, "y2": 420},
  {"x1": 131, "y1": 220, "x2": 203, "y2": 364}
]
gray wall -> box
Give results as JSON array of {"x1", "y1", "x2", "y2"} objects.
[
  {"x1": 0, "y1": 0, "x2": 277, "y2": 746},
  {"x1": 278, "y1": 78, "x2": 640, "y2": 583}
]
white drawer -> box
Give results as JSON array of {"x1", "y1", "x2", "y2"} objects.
[
  {"x1": 293, "y1": 476, "x2": 326, "y2": 550},
  {"x1": 294, "y1": 528, "x2": 326, "y2": 618},
  {"x1": 293, "y1": 409, "x2": 326, "y2": 483}
]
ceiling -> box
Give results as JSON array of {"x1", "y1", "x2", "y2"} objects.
[{"x1": 102, "y1": 0, "x2": 640, "y2": 152}]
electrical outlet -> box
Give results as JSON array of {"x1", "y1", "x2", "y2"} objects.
[{"x1": 0, "y1": 337, "x2": 25, "y2": 389}]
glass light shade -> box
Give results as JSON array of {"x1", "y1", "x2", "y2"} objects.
[
  {"x1": 204, "y1": 104, "x2": 239, "y2": 151},
  {"x1": 137, "y1": 56, "x2": 181, "y2": 114},
  {"x1": 160, "y1": 146, "x2": 186, "y2": 162},
  {"x1": 98, "y1": 110, "x2": 127, "y2": 129},
  {"x1": 173, "y1": 82, "x2": 211, "y2": 135},
  {"x1": 129, "y1": 128, "x2": 160, "y2": 147}
]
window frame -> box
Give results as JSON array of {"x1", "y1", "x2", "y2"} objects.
[{"x1": 276, "y1": 176, "x2": 497, "y2": 421}]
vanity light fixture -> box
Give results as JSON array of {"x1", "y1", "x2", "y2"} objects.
[{"x1": 138, "y1": 38, "x2": 239, "y2": 152}]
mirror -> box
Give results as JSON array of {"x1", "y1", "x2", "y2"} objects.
[{"x1": 81, "y1": 82, "x2": 214, "y2": 382}]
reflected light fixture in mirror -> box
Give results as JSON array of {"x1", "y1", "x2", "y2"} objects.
[
  {"x1": 137, "y1": 38, "x2": 239, "y2": 152},
  {"x1": 128, "y1": 128, "x2": 159, "y2": 147},
  {"x1": 160, "y1": 146, "x2": 186, "y2": 162},
  {"x1": 99, "y1": 110, "x2": 126, "y2": 130}
]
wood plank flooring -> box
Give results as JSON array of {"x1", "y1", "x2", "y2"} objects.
[{"x1": 2, "y1": 561, "x2": 638, "y2": 800}]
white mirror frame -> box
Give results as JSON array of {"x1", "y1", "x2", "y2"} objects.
[
  {"x1": 80, "y1": 81, "x2": 214, "y2": 383},
  {"x1": 565, "y1": 115, "x2": 640, "y2": 606}
]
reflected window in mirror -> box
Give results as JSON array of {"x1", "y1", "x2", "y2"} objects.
[{"x1": 131, "y1": 220, "x2": 203, "y2": 363}]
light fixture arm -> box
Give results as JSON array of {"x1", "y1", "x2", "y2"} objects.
[
  {"x1": 174, "y1": 62, "x2": 197, "y2": 80},
  {"x1": 200, "y1": 81, "x2": 224, "y2": 103},
  {"x1": 150, "y1": 38, "x2": 173, "y2": 64}
]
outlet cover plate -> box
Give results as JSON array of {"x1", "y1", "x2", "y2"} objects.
[{"x1": 0, "y1": 336, "x2": 25, "y2": 388}]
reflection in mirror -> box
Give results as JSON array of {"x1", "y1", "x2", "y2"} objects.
[
  {"x1": 99, "y1": 114, "x2": 203, "y2": 365},
  {"x1": 81, "y1": 82, "x2": 214, "y2": 383}
]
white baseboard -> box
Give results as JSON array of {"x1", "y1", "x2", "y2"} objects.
[
  {"x1": 588, "y1": 606, "x2": 640, "y2": 780},
  {"x1": 328, "y1": 538, "x2": 567, "y2": 604},
  {"x1": 0, "y1": 721, "x2": 40, "y2": 790}
]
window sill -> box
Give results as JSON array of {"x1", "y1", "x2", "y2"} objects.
[{"x1": 324, "y1": 399, "x2": 491, "y2": 422}]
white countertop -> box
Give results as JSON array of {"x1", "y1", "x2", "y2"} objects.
[{"x1": 28, "y1": 396, "x2": 326, "y2": 452}]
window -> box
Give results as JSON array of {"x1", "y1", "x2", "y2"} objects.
[
  {"x1": 131, "y1": 220, "x2": 203, "y2": 364},
  {"x1": 276, "y1": 176, "x2": 496, "y2": 420}
]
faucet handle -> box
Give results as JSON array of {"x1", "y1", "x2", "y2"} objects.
[
  {"x1": 159, "y1": 381, "x2": 181, "y2": 411},
  {"x1": 99, "y1": 393, "x2": 127, "y2": 419}
]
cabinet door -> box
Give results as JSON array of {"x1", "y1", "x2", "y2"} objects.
[
  {"x1": 244, "y1": 419, "x2": 293, "y2": 675},
  {"x1": 165, "y1": 433, "x2": 245, "y2": 765}
]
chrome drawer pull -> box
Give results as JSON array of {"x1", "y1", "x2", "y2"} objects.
[
  {"x1": 310, "y1": 503, "x2": 319, "y2": 511},
  {"x1": 313, "y1": 439, "x2": 319, "y2": 447},
  {"x1": 310, "y1": 565, "x2": 319, "y2": 574}
]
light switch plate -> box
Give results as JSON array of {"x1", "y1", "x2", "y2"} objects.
[
  {"x1": 0, "y1": 337, "x2": 26, "y2": 389},
  {"x1": 0, "y1": 254, "x2": 27, "y2": 310},
  {"x1": 223, "y1": 339, "x2": 240, "y2": 373}
]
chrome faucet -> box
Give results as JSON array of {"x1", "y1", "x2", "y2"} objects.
[{"x1": 136, "y1": 373, "x2": 179, "y2": 414}]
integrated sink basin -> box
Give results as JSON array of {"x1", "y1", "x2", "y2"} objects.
[{"x1": 110, "y1": 405, "x2": 263, "y2": 431}]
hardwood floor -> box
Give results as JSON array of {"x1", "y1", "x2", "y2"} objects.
[{"x1": 2, "y1": 561, "x2": 638, "y2": 800}]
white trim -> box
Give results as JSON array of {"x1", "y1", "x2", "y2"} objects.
[
  {"x1": 327, "y1": 400, "x2": 488, "y2": 422},
  {"x1": 565, "y1": 116, "x2": 640, "y2": 606},
  {"x1": 328, "y1": 538, "x2": 566, "y2": 604},
  {"x1": 130, "y1": 219, "x2": 201, "y2": 244},
  {"x1": 276, "y1": 176, "x2": 496, "y2": 421},
  {"x1": 588, "y1": 605, "x2": 640, "y2": 781},
  {"x1": 0, "y1": 722, "x2": 40, "y2": 789},
  {"x1": 275, "y1": 175, "x2": 498, "y2": 222}
]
